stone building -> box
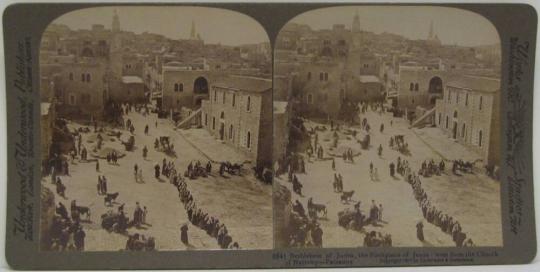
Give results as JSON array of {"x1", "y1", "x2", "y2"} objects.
[
  {"x1": 434, "y1": 75, "x2": 501, "y2": 167},
  {"x1": 347, "y1": 75, "x2": 384, "y2": 102},
  {"x1": 160, "y1": 62, "x2": 225, "y2": 114},
  {"x1": 290, "y1": 60, "x2": 346, "y2": 118},
  {"x1": 396, "y1": 65, "x2": 455, "y2": 112},
  {"x1": 53, "y1": 60, "x2": 108, "y2": 119},
  {"x1": 200, "y1": 76, "x2": 272, "y2": 167},
  {"x1": 107, "y1": 76, "x2": 146, "y2": 103}
]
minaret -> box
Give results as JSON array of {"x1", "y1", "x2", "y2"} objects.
[
  {"x1": 352, "y1": 10, "x2": 361, "y2": 33},
  {"x1": 110, "y1": 9, "x2": 123, "y2": 79},
  {"x1": 112, "y1": 9, "x2": 120, "y2": 32},
  {"x1": 428, "y1": 20, "x2": 434, "y2": 40},
  {"x1": 190, "y1": 20, "x2": 197, "y2": 39}
]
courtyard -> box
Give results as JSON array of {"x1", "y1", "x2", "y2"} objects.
[
  {"x1": 276, "y1": 106, "x2": 502, "y2": 248},
  {"x1": 43, "y1": 107, "x2": 272, "y2": 251}
]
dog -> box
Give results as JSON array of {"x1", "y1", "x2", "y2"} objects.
[
  {"x1": 104, "y1": 192, "x2": 120, "y2": 206},
  {"x1": 341, "y1": 190, "x2": 355, "y2": 203}
]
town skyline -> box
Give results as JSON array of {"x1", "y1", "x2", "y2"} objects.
[
  {"x1": 51, "y1": 6, "x2": 270, "y2": 46},
  {"x1": 289, "y1": 6, "x2": 500, "y2": 47}
]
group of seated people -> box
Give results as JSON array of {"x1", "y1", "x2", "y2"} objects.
[
  {"x1": 363, "y1": 231, "x2": 392, "y2": 247},
  {"x1": 419, "y1": 159, "x2": 445, "y2": 177},
  {"x1": 50, "y1": 203, "x2": 86, "y2": 251},
  {"x1": 184, "y1": 160, "x2": 209, "y2": 180},
  {"x1": 288, "y1": 204, "x2": 323, "y2": 248},
  {"x1": 125, "y1": 233, "x2": 155, "y2": 251}
]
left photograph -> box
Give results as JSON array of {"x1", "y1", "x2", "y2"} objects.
[{"x1": 39, "y1": 6, "x2": 273, "y2": 251}]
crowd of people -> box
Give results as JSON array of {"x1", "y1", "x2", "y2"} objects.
[
  {"x1": 49, "y1": 202, "x2": 86, "y2": 251},
  {"x1": 419, "y1": 159, "x2": 445, "y2": 177},
  {"x1": 396, "y1": 157, "x2": 475, "y2": 247},
  {"x1": 174, "y1": 176, "x2": 240, "y2": 249},
  {"x1": 289, "y1": 200, "x2": 324, "y2": 247}
]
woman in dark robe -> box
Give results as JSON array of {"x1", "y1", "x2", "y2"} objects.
[
  {"x1": 416, "y1": 221, "x2": 425, "y2": 241},
  {"x1": 180, "y1": 224, "x2": 189, "y2": 245}
]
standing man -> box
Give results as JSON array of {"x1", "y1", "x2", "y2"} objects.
[
  {"x1": 154, "y1": 163, "x2": 160, "y2": 179},
  {"x1": 74, "y1": 226, "x2": 86, "y2": 251},
  {"x1": 180, "y1": 224, "x2": 189, "y2": 245},
  {"x1": 416, "y1": 221, "x2": 425, "y2": 242},
  {"x1": 143, "y1": 146, "x2": 148, "y2": 160}
]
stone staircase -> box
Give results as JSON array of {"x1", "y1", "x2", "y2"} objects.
[
  {"x1": 176, "y1": 108, "x2": 202, "y2": 129},
  {"x1": 411, "y1": 107, "x2": 436, "y2": 128}
]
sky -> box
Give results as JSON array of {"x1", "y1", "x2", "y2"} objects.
[
  {"x1": 289, "y1": 6, "x2": 500, "y2": 47},
  {"x1": 51, "y1": 6, "x2": 269, "y2": 46}
]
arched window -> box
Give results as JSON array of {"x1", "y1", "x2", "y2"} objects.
[
  {"x1": 410, "y1": 83, "x2": 414, "y2": 91},
  {"x1": 223, "y1": 92, "x2": 226, "y2": 104},
  {"x1": 478, "y1": 130, "x2": 483, "y2": 147},
  {"x1": 174, "y1": 83, "x2": 178, "y2": 92},
  {"x1": 86, "y1": 73, "x2": 91, "y2": 82},
  {"x1": 453, "y1": 110, "x2": 458, "y2": 119},
  {"x1": 414, "y1": 83, "x2": 419, "y2": 91},
  {"x1": 438, "y1": 113, "x2": 442, "y2": 125},
  {"x1": 179, "y1": 83, "x2": 183, "y2": 92},
  {"x1": 448, "y1": 92, "x2": 451, "y2": 102},
  {"x1": 462, "y1": 123, "x2": 466, "y2": 138},
  {"x1": 307, "y1": 72, "x2": 311, "y2": 80},
  {"x1": 232, "y1": 93, "x2": 236, "y2": 107},
  {"x1": 69, "y1": 73, "x2": 73, "y2": 81},
  {"x1": 456, "y1": 93, "x2": 459, "y2": 104},
  {"x1": 229, "y1": 125, "x2": 233, "y2": 140},
  {"x1": 445, "y1": 116, "x2": 449, "y2": 129},
  {"x1": 220, "y1": 111, "x2": 225, "y2": 119},
  {"x1": 324, "y1": 72, "x2": 329, "y2": 81},
  {"x1": 465, "y1": 93, "x2": 469, "y2": 106},
  {"x1": 247, "y1": 131, "x2": 251, "y2": 149},
  {"x1": 246, "y1": 96, "x2": 251, "y2": 111},
  {"x1": 212, "y1": 117, "x2": 216, "y2": 130},
  {"x1": 214, "y1": 90, "x2": 217, "y2": 102},
  {"x1": 319, "y1": 72, "x2": 324, "y2": 81}
]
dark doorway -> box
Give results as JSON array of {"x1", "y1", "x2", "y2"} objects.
[
  {"x1": 193, "y1": 77, "x2": 209, "y2": 94},
  {"x1": 219, "y1": 123, "x2": 225, "y2": 141},
  {"x1": 195, "y1": 98, "x2": 203, "y2": 107},
  {"x1": 452, "y1": 122, "x2": 458, "y2": 139},
  {"x1": 428, "y1": 76, "x2": 443, "y2": 94}
]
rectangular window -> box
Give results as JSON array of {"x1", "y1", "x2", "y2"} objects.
[{"x1": 479, "y1": 96, "x2": 483, "y2": 110}]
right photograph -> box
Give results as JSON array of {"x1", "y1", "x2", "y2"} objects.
[{"x1": 273, "y1": 6, "x2": 502, "y2": 248}]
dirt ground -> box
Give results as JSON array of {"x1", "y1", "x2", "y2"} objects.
[
  {"x1": 43, "y1": 109, "x2": 272, "y2": 251},
  {"x1": 276, "y1": 108, "x2": 502, "y2": 248}
]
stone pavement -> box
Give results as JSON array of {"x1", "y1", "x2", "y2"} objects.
[
  {"x1": 176, "y1": 128, "x2": 250, "y2": 164},
  {"x1": 411, "y1": 127, "x2": 482, "y2": 162}
]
